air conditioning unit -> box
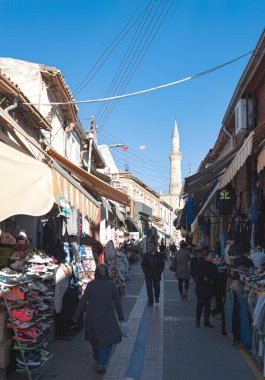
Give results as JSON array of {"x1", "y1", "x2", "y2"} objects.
[{"x1": 235, "y1": 98, "x2": 254, "y2": 134}]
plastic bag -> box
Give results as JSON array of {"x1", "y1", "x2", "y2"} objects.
[
  {"x1": 169, "y1": 256, "x2": 177, "y2": 272},
  {"x1": 118, "y1": 321, "x2": 132, "y2": 339}
]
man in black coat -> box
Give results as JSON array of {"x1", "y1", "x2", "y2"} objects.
[
  {"x1": 141, "y1": 240, "x2": 165, "y2": 306},
  {"x1": 195, "y1": 250, "x2": 218, "y2": 328}
]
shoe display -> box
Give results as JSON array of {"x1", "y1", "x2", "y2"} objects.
[
  {"x1": 10, "y1": 307, "x2": 34, "y2": 322},
  {"x1": 16, "y1": 352, "x2": 41, "y2": 366},
  {"x1": 8, "y1": 320, "x2": 34, "y2": 329},
  {"x1": 33, "y1": 347, "x2": 53, "y2": 361},
  {"x1": 29, "y1": 282, "x2": 48, "y2": 293},
  {"x1": 27, "y1": 265, "x2": 47, "y2": 273},
  {"x1": 0, "y1": 275, "x2": 17, "y2": 287},
  {"x1": 0, "y1": 267, "x2": 19, "y2": 277},
  {"x1": 13, "y1": 330, "x2": 38, "y2": 343},
  {"x1": 0, "y1": 287, "x2": 25, "y2": 301}
]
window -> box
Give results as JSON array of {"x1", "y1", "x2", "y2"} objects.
[{"x1": 112, "y1": 181, "x2": 122, "y2": 188}]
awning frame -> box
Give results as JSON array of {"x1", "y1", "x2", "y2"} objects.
[{"x1": 47, "y1": 148, "x2": 131, "y2": 206}]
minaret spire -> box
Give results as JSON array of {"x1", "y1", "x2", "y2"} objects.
[
  {"x1": 169, "y1": 119, "x2": 182, "y2": 210},
  {"x1": 171, "y1": 119, "x2": 180, "y2": 153}
]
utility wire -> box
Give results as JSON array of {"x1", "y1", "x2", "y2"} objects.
[
  {"x1": 96, "y1": 0, "x2": 158, "y2": 125},
  {"x1": 99, "y1": 131, "x2": 170, "y2": 171},
  {"x1": 23, "y1": 49, "x2": 254, "y2": 107},
  {"x1": 73, "y1": 0, "x2": 146, "y2": 96},
  {"x1": 99, "y1": 128, "x2": 171, "y2": 169},
  {"x1": 98, "y1": 0, "x2": 174, "y2": 129},
  {"x1": 99, "y1": 136, "x2": 171, "y2": 177}
]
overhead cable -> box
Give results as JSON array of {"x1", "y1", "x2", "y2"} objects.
[
  {"x1": 73, "y1": 0, "x2": 146, "y2": 96},
  {"x1": 22, "y1": 49, "x2": 254, "y2": 107},
  {"x1": 96, "y1": 0, "x2": 165, "y2": 128}
]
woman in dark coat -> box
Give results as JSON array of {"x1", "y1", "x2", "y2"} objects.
[
  {"x1": 73, "y1": 264, "x2": 124, "y2": 374},
  {"x1": 195, "y1": 250, "x2": 218, "y2": 328},
  {"x1": 175, "y1": 240, "x2": 191, "y2": 299}
]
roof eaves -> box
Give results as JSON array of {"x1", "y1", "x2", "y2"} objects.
[
  {"x1": 222, "y1": 28, "x2": 265, "y2": 128},
  {"x1": 0, "y1": 71, "x2": 51, "y2": 131}
]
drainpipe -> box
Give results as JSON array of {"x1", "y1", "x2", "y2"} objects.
[
  {"x1": 223, "y1": 124, "x2": 234, "y2": 150},
  {"x1": 5, "y1": 98, "x2": 18, "y2": 113}
]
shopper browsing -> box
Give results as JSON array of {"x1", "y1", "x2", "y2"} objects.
[{"x1": 73, "y1": 264, "x2": 124, "y2": 374}]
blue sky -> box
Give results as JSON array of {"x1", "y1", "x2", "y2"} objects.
[{"x1": 1, "y1": 0, "x2": 265, "y2": 193}]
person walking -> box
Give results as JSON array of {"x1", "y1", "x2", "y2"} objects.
[
  {"x1": 73, "y1": 264, "x2": 124, "y2": 374},
  {"x1": 195, "y1": 249, "x2": 218, "y2": 328},
  {"x1": 141, "y1": 240, "x2": 165, "y2": 306},
  {"x1": 175, "y1": 240, "x2": 191, "y2": 300}
]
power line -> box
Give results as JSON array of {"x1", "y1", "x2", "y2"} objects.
[
  {"x1": 97, "y1": 0, "x2": 174, "y2": 129},
  {"x1": 99, "y1": 129, "x2": 170, "y2": 169},
  {"x1": 99, "y1": 134, "x2": 170, "y2": 177},
  {"x1": 73, "y1": 0, "x2": 147, "y2": 96},
  {"x1": 96, "y1": 0, "x2": 159, "y2": 126},
  {"x1": 23, "y1": 48, "x2": 254, "y2": 106}
]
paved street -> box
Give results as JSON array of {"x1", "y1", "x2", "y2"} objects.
[{"x1": 9, "y1": 260, "x2": 260, "y2": 380}]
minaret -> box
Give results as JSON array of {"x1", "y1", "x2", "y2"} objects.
[{"x1": 170, "y1": 120, "x2": 182, "y2": 210}]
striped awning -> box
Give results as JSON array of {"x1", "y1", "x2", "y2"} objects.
[
  {"x1": 52, "y1": 168, "x2": 99, "y2": 223},
  {"x1": 219, "y1": 132, "x2": 253, "y2": 188},
  {"x1": 47, "y1": 147, "x2": 131, "y2": 206}
]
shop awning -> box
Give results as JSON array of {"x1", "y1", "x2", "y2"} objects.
[
  {"x1": 126, "y1": 216, "x2": 141, "y2": 232},
  {"x1": 191, "y1": 183, "x2": 219, "y2": 232},
  {"x1": 109, "y1": 201, "x2": 125, "y2": 224},
  {"x1": 0, "y1": 142, "x2": 54, "y2": 221},
  {"x1": 47, "y1": 148, "x2": 131, "y2": 206},
  {"x1": 52, "y1": 164, "x2": 99, "y2": 223},
  {"x1": 219, "y1": 132, "x2": 253, "y2": 188},
  {"x1": 183, "y1": 145, "x2": 240, "y2": 194}
]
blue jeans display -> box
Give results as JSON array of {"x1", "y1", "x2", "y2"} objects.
[{"x1": 240, "y1": 298, "x2": 251, "y2": 349}]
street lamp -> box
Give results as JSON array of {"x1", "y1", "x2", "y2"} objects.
[{"x1": 109, "y1": 144, "x2": 125, "y2": 148}]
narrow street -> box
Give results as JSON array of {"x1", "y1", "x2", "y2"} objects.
[{"x1": 16, "y1": 260, "x2": 258, "y2": 380}]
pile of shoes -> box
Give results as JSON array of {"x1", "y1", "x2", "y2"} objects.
[
  {"x1": 16, "y1": 348, "x2": 53, "y2": 373},
  {"x1": 0, "y1": 248, "x2": 58, "y2": 374},
  {"x1": 1, "y1": 280, "x2": 55, "y2": 373}
]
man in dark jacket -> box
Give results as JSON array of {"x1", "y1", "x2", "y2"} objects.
[
  {"x1": 195, "y1": 250, "x2": 218, "y2": 328},
  {"x1": 141, "y1": 240, "x2": 165, "y2": 306}
]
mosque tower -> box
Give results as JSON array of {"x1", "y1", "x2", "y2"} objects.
[{"x1": 169, "y1": 120, "x2": 182, "y2": 210}]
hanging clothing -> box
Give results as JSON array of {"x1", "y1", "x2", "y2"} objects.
[
  {"x1": 186, "y1": 196, "x2": 195, "y2": 226},
  {"x1": 216, "y1": 184, "x2": 236, "y2": 215},
  {"x1": 54, "y1": 264, "x2": 71, "y2": 313}
]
